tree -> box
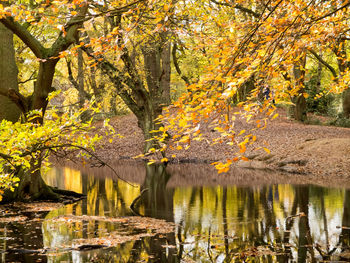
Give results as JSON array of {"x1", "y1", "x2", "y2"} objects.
[
  {"x1": 0, "y1": 0, "x2": 177, "y2": 200},
  {"x1": 0, "y1": 1, "x2": 90, "y2": 200},
  {"x1": 151, "y1": 0, "x2": 350, "y2": 172},
  {"x1": 82, "y1": 1, "x2": 173, "y2": 152},
  {"x1": 0, "y1": 0, "x2": 131, "y2": 201}
]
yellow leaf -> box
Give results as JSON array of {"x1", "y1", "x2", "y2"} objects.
[
  {"x1": 147, "y1": 160, "x2": 156, "y2": 165},
  {"x1": 239, "y1": 143, "x2": 246, "y2": 153},
  {"x1": 149, "y1": 148, "x2": 156, "y2": 153},
  {"x1": 218, "y1": 167, "x2": 229, "y2": 174},
  {"x1": 238, "y1": 129, "x2": 246, "y2": 136},
  {"x1": 263, "y1": 147, "x2": 270, "y2": 154},
  {"x1": 154, "y1": 23, "x2": 162, "y2": 32},
  {"x1": 272, "y1": 113, "x2": 279, "y2": 120}
]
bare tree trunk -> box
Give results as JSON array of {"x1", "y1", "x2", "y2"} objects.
[
  {"x1": 160, "y1": 35, "x2": 171, "y2": 105},
  {"x1": 290, "y1": 52, "x2": 307, "y2": 121},
  {"x1": 140, "y1": 37, "x2": 171, "y2": 152},
  {"x1": 333, "y1": 38, "x2": 350, "y2": 117},
  {"x1": 0, "y1": 24, "x2": 20, "y2": 122},
  {"x1": 77, "y1": 48, "x2": 85, "y2": 106},
  {"x1": 343, "y1": 89, "x2": 350, "y2": 118}
]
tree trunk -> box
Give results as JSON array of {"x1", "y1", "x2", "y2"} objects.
[
  {"x1": 2, "y1": 160, "x2": 58, "y2": 202},
  {"x1": 0, "y1": 24, "x2": 20, "y2": 122},
  {"x1": 333, "y1": 38, "x2": 350, "y2": 118},
  {"x1": 137, "y1": 105, "x2": 164, "y2": 153},
  {"x1": 160, "y1": 36, "x2": 171, "y2": 105},
  {"x1": 0, "y1": 4, "x2": 88, "y2": 202},
  {"x1": 31, "y1": 59, "x2": 59, "y2": 121},
  {"x1": 343, "y1": 89, "x2": 350, "y2": 118},
  {"x1": 139, "y1": 39, "x2": 171, "y2": 152},
  {"x1": 290, "y1": 52, "x2": 307, "y2": 122},
  {"x1": 0, "y1": 25, "x2": 57, "y2": 202},
  {"x1": 15, "y1": 167, "x2": 58, "y2": 201}
]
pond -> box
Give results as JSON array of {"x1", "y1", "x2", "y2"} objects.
[{"x1": 0, "y1": 161, "x2": 349, "y2": 262}]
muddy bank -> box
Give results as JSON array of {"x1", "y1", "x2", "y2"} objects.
[{"x1": 91, "y1": 109, "x2": 350, "y2": 180}]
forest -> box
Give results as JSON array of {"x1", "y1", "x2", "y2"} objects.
[{"x1": 1, "y1": 0, "x2": 350, "y2": 262}]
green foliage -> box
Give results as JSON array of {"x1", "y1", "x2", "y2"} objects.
[
  {"x1": 303, "y1": 117, "x2": 322, "y2": 126},
  {"x1": 305, "y1": 75, "x2": 334, "y2": 115},
  {"x1": 0, "y1": 96, "x2": 114, "y2": 199},
  {"x1": 328, "y1": 116, "x2": 350, "y2": 128}
]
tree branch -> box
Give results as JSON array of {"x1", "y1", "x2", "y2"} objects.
[
  {"x1": 0, "y1": 17, "x2": 45, "y2": 58},
  {"x1": 172, "y1": 42, "x2": 191, "y2": 86},
  {"x1": 66, "y1": 59, "x2": 79, "y2": 88},
  {"x1": 18, "y1": 71, "x2": 36, "y2": 84},
  {"x1": 49, "y1": 4, "x2": 88, "y2": 57},
  {"x1": 308, "y1": 48, "x2": 338, "y2": 79},
  {"x1": 81, "y1": 45, "x2": 143, "y2": 117},
  {"x1": 66, "y1": 58, "x2": 92, "y2": 101}
]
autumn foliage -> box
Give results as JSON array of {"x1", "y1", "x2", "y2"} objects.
[{"x1": 1, "y1": 0, "x2": 350, "y2": 190}]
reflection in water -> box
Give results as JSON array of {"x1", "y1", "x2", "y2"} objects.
[{"x1": 0, "y1": 163, "x2": 349, "y2": 262}]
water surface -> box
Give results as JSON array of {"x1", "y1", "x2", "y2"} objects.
[{"x1": 0, "y1": 162, "x2": 349, "y2": 262}]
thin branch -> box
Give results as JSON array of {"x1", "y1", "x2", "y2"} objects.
[
  {"x1": 65, "y1": 57, "x2": 91, "y2": 100},
  {"x1": 172, "y1": 42, "x2": 191, "y2": 86},
  {"x1": 312, "y1": 1, "x2": 350, "y2": 22},
  {"x1": 48, "y1": 143, "x2": 138, "y2": 187},
  {"x1": 18, "y1": 71, "x2": 36, "y2": 84}
]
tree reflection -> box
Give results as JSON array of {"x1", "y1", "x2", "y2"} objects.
[
  {"x1": 1, "y1": 165, "x2": 350, "y2": 262},
  {"x1": 136, "y1": 163, "x2": 178, "y2": 263},
  {"x1": 339, "y1": 189, "x2": 350, "y2": 261}
]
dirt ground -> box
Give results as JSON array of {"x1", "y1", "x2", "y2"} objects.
[{"x1": 94, "y1": 108, "x2": 350, "y2": 180}]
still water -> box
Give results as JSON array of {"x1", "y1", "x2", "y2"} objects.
[{"x1": 0, "y1": 162, "x2": 349, "y2": 262}]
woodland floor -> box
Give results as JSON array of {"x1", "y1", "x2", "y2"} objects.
[{"x1": 94, "y1": 107, "x2": 350, "y2": 182}]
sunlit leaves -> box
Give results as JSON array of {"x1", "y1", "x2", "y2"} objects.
[{"x1": 0, "y1": 101, "x2": 112, "y2": 195}]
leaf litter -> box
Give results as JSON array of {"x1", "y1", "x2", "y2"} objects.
[{"x1": 44, "y1": 215, "x2": 174, "y2": 250}]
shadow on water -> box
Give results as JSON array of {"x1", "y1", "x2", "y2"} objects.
[{"x1": 0, "y1": 161, "x2": 350, "y2": 262}]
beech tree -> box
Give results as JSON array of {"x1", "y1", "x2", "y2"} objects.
[
  {"x1": 81, "y1": 1, "x2": 173, "y2": 152},
  {"x1": 152, "y1": 0, "x2": 350, "y2": 172},
  {"x1": 0, "y1": 0, "x2": 131, "y2": 200}
]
